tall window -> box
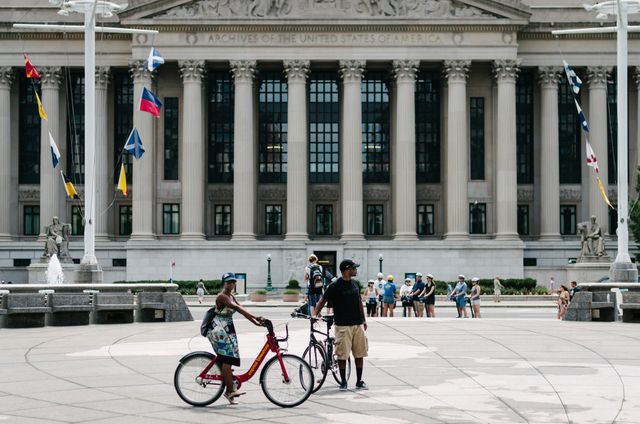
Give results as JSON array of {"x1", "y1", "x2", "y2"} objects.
[
  {"x1": 560, "y1": 205, "x2": 577, "y2": 235},
  {"x1": 19, "y1": 75, "x2": 41, "y2": 184},
  {"x1": 315, "y1": 204, "x2": 333, "y2": 235},
  {"x1": 67, "y1": 70, "x2": 85, "y2": 184},
  {"x1": 114, "y1": 70, "x2": 134, "y2": 181},
  {"x1": 265, "y1": 205, "x2": 282, "y2": 235},
  {"x1": 516, "y1": 72, "x2": 534, "y2": 184},
  {"x1": 259, "y1": 71, "x2": 288, "y2": 183},
  {"x1": 362, "y1": 71, "x2": 390, "y2": 183},
  {"x1": 607, "y1": 74, "x2": 617, "y2": 184},
  {"x1": 559, "y1": 75, "x2": 581, "y2": 184},
  {"x1": 119, "y1": 205, "x2": 132, "y2": 236},
  {"x1": 208, "y1": 70, "x2": 234, "y2": 183},
  {"x1": 163, "y1": 203, "x2": 180, "y2": 235},
  {"x1": 417, "y1": 204, "x2": 434, "y2": 235},
  {"x1": 309, "y1": 71, "x2": 340, "y2": 183},
  {"x1": 366, "y1": 204, "x2": 384, "y2": 235},
  {"x1": 23, "y1": 205, "x2": 40, "y2": 236},
  {"x1": 415, "y1": 71, "x2": 441, "y2": 183},
  {"x1": 214, "y1": 204, "x2": 232, "y2": 235},
  {"x1": 469, "y1": 203, "x2": 486, "y2": 234},
  {"x1": 470, "y1": 97, "x2": 485, "y2": 180},
  {"x1": 517, "y1": 205, "x2": 529, "y2": 236},
  {"x1": 164, "y1": 97, "x2": 179, "y2": 180},
  {"x1": 71, "y1": 205, "x2": 84, "y2": 235}
]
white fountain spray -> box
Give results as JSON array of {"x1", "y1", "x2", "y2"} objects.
[{"x1": 46, "y1": 254, "x2": 65, "y2": 285}]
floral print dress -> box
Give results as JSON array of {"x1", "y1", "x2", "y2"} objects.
[{"x1": 206, "y1": 302, "x2": 240, "y2": 366}]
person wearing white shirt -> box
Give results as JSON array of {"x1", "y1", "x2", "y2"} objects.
[{"x1": 399, "y1": 278, "x2": 413, "y2": 317}]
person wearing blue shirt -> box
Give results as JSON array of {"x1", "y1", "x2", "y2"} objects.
[
  {"x1": 382, "y1": 275, "x2": 397, "y2": 317},
  {"x1": 410, "y1": 273, "x2": 426, "y2": 317},
  {"x1": 453, "y1": 274, "x2": 469, "y2": 318}
]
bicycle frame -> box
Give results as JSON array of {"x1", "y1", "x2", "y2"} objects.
[{"x1": 197, "y1": 323, "x2": 290, "y2": 389}]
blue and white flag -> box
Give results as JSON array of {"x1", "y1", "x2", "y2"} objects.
[
  {"x1": 574, "y1": 99, "x2": 590, "y2": 133},
  {"x1": 563, "y1": 60, "x2": 582, "y2": 95},
  {"x1": 49, "y1": 131, "x2": 60, "y2": 168},
  {"x1": 146, "y1": 47, "x2": 164, "y2": 72},
  {"x1": 124, "y1": 127, "x2": 145, "y2": 159}
]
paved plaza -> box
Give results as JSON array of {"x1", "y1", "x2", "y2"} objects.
[{"x1": 1, "y1": 306, "x2": 639, "y2": 424}]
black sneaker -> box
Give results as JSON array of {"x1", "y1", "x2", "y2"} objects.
[
  {"x1": 339, "y1": 382, "x2": 348, "y2": 391},
  {"x1": 355, "y1": 381, "x2": 368, "y2": 390}
]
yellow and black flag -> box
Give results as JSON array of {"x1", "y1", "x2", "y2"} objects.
[{"x1": 60, "y1": 171, "x2": 79, "y2": 199}]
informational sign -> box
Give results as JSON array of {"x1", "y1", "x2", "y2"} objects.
[
  {"x1": 405, "y1": 272, "x2": 417, "y2": 282},
  {"x1": 234, "y1": 273, "x2": 247, "y2": 294}
]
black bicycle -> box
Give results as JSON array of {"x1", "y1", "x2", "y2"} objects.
[{"x1": 291, "y1": 310, "x2": 352, "y2": 393}]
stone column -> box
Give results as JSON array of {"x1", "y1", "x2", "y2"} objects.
[
  {"x1": 39, "y1": 67, "x2": 63, "y2": 239},
  {"x1": 0, "y1": 68, "x2": 13, "y2": 240},
  {"x1": 392, "y1": 60, "x2": 419, "y2": 240},
  {"x1": 493, "y1": 60, "x2": 520, "y2": 240},
  {"x1": 179, "y1": 60, "x2": 206, "y2": 240},
  {"x1": 587, "y1": 66, "x2": 611, "y2": 235},
  {"x1": 636, "y1": 67, "x2": 640, "y2": 174},
  {"x1": 129, "y1": 61, "x2": 155, "y2": 240},
  {"x1": 95, "y1": 67, "x2": 110, "y2": 240},
  {"x1": 339, "y1": 60, "x2": 366, "y2": 240},
  {"x1": 230, "y1": 60, "x2": 257, "y2": 240},
  {"x1": 443, "y1": 60, "x2": 471, "y2": 240},
  {"x1": 538, "y1": 67, "x2": 562, "y2": 240},
  {"x1": 284, "y1": 60, "x2": 310, "y2": 240}
]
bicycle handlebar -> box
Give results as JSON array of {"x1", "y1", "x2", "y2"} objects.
[{"x1": 262, "y1": 319, "x2": 289, "y2": 343}]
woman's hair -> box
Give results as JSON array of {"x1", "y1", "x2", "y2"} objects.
[
  {"x1": 560, "y1": 285, "x2": 569, "y2": 291},
  {"x1": 308, "y1": 254, "x2": 318, "y2": 263}
]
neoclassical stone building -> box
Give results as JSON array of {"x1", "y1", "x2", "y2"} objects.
[{"x1": 0, "y1": 0, "x2": 638, "y2": 287}]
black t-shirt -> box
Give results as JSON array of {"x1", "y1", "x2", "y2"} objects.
[
  {"x1": 322, "y1": 277, "x2": 363, "y2": 326},
  {"x1": 425, "y1": 282, "x2": 436, "y2": 301}
]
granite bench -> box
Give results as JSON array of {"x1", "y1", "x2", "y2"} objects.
[
  {"x1": 136, "y1": 292, "x2": 194, "y2": 322},
  {"x1": 47, "y1": 293, "x2": 93, "y2": 326},
  {"x1": 93, "y1": 293, "x2": 136, "y2": 324},
  {"x1": 2, "y1": 293, "x2": 51, "y2": 328},
  {"x1": 572, "y1": 283, "x2": 640, "y2": 322},
  {"x1": 0, "y1": 290, "x2": 8, "y2": 316},
  {"x1": 621, "y1": 292, "x2": 640, "y2": 323}
]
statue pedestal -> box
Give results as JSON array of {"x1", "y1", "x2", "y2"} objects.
[
  {"x1": 27, "y1": 260, "x2": 77, "y2": 284},
  {"x1": 566, "y1": 261, "x2": 612, "y2": 284},
  {"x1": 74, "y1": 263, "x2": 104, "y2": 284}
]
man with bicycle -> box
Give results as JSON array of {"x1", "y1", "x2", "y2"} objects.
[{"x1": 313, "y1": 259, "x2": 368, "y2": 391}]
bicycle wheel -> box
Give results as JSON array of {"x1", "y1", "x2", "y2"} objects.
[
  {"x1": 260, "y1": 354, "x2": 314, "y2": 408},
  {"x1": 330, "y1": 354, "x2": 352, "y2": 385},
  {"x1": 174, "y1": 352, "x2": 224, "y2": 406},
  {"x1": 302, "y1": 342, "x2": 328, "y2": 393}
]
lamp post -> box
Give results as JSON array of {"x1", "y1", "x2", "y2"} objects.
[
  {"x1": 553, "y1": 0, "x2": 640, "y2": 282},
  {"x1": 265, "y1": 254, "x2": 273, "y2": 291},
  {"x1": 378, "y1": 254, "x2": 383, "y2": 273}
]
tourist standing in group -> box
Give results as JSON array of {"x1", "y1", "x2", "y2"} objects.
[
  {"x1": 304, "y1": 255, "x2": 324, "y2": 310},
  {"x1": 374, "y1": 272, "x2": 386, "y2": 316},
  {"x1": 196, "y1": 279, "x2": 208, "y2": 304},
  {"x1": 493, "y1": 276, "x2": 504, "y2": 303},
  {"x1": 411, "y1": 273, "x2": 426, "y2": 317},
  {"x1": 423, "y1": 274, "x2": 436, "y2": 318},
  {"x1": 382, "y1": 275, "x2": 397, "y2": 317},
  {"x1": 569, "y1": 281, "x2": 581, "y2": 301},
  {"x1": 452, "y1": 275, "x2": 469, "y2": 318},
  {"x1": 557, "y1": 285, "x2": 570, "y2": 319},
  {"x1": 314, "y1": 259, "x2": 369, "y2": 391},
  {"x1": 470, "y1": 278, "x2": 481, "y2": 318},
  {"x1": 400, "y1": 278, "x2": 414, "y2": 317},
  {"x1": 363, "y1": 279, "x2": 379, "y2": 317}
]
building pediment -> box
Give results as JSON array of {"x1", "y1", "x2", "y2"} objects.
[{"x1": 121, "y1": 0, "x2": 530, "y2": 24}]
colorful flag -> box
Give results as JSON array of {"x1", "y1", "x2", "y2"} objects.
[
  {"x1": 574, "y1": 99, "x2": 589, "y2": 133},
  {"x1": 563, "y1": 60, "x2": 582, "y2": 95},
  {"x1": 35, "y1": 90, "x2": 47, "y2": 121},
  {"x1": 60, "y1": 171, "x2": 79, "y2": 199},
  {"x1": 139, "y1": 87, "x2": 162, "y2": 118},
  {"x1": 597, "y1": 176, "x2": 614, "y2": 209},
  {"x1": 49, "y1": 132, "x2": 60, "y2": 168},
  {"x1": 117, "y1": 163, "x2": 128, "y2": 196},
  {"x1": 24, "y1": 53, "x2": 40, "y2": 79},
  {"x1": 124, "y1": 127, "x2": 145, "y2": 159},
  {"x1": 586, "y1": 140, "x2": 599, "y2": 173},
  {"x1": 146, "y1": 47, "x2": 165, "y2": 72}
]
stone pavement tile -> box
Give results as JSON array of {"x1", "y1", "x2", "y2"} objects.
[
  {"x1": 141, "y1": 408, "x2": 262, "y2": 424},
  {"x1": 78, "y1": 397, "x2": 176, "y2": 416},
  {"x1": 0, "y1": 414, "x2": 60, "y2": 424},
  {"x1": 13, "y1": 404, "x2": 121, "y2": 423},
  {"x1": 0, "y1": 395, "x2": 56, "y2": 412},
  {"x1": 0, "y1": 363, "x2": 53, "y2": 383},
  {"x1": 27, "y1": 388, "x2": 126, "y2": 405},
  {"x1": 27, "y1": 359, "x2": 134, "y2": 377},
  {"x1": 79, "y1": 415, "x2": 195, "y2": 424},
  {"x1": 0, "y1": 378, "x2": 83, "y2": 395},
  {"x1": 68, "y1": 373, "x2": 163, "y2": 388}
]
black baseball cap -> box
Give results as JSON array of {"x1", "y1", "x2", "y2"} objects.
[
  {"x1": 339, "y1": 259, "x2": 360, "y2": 272},
  {"x1": 222, "y1": 273, "x2": 237, "y2": 283}
]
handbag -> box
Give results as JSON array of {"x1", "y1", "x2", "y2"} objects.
[{"x1": 200, "y1": 306, "x2": 217, "y2": 337}]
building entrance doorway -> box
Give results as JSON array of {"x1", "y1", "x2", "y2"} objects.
[{"x1": 314, "y1": 251, "x2": 337, "y2": 283}]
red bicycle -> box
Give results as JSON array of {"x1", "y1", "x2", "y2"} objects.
[{"x1": 174, "y1": 319, "x2": 313, "y2": 408}]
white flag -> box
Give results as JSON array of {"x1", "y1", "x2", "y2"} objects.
[{"x1": 586, "y1": 140, "x2": 599, "y2": 173}]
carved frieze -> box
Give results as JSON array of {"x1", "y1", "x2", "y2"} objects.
[
  {"x1": 19, "y1": 188, "x2": 40, "y2": 202},
  {"x1": 283, "y1": 59, "x2": 310, "y2": 82},
  {"x1": 364, "y1": 186, "x2": 390, "y2": 201},
  {"x1": 517, "y1": 187, "x2": 533, "y2": 202},
  {"x1": 179, "y1": 60, "x2": 207, "y2": 82},
  {"x1": 230, "y1": 60, "x2": 257, "y2": 82},
  {"x1": 560, "y1": 187, "x2": 581, "y2": 202},
  {"x1": 493, "y1": 59, "x2": 520, "y2": 82},
  {"x1": 0, "y1": 67, "x2": 14, "y2": 87},
  {"x1": 416, "y1": 185, "x2": 441, "y2": 201},
  {"x1": 208, "y1": 186, "x2": 234, "y2": 200},
  {"x1": 310, "y1": 185, "x2": 340, "y2": 201},
  {"x1": 259, "y1": 185, "x2": 287, "y2": 201},
  {"x1": 161, "y1": 0, "x2": 493, "y2": 19}
]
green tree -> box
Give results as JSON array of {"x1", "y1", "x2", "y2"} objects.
[{"x1": 628, "y1": 166, "x2": 640, "y2": 262}]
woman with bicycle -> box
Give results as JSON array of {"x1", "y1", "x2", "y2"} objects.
[{"x1": 207, "y1": 272, "x2": 264, "y2": 404}]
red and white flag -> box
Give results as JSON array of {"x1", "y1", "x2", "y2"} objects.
[{"x1": 586, "y1": 140, "x2": 599, "y2": 173}]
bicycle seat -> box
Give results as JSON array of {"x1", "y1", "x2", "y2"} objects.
[{"x1": 323, "y1": 315, "x2": 335, "y2": 327}]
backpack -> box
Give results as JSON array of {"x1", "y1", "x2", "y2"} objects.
[
  {"x1": 307, "y1": 264, "x2": 323, "y2": 289},
  {"x1": 200, "y1": 306, "x2": 217, "y2": 337}
]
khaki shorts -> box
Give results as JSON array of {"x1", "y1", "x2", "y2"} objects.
[
  {"x1": 335, "y1": 325, "x2": 368, "y2": 360},
  {"x1": 413, "y1": 301, "x2": 425, "y2": 312}
]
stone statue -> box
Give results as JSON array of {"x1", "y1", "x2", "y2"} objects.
[
  {"x1": 43, "y1": 216, "x2": 72, "y2": 262},
  {"x1": 577, "y1": 215, "x2": 609, "y2": 262}
]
